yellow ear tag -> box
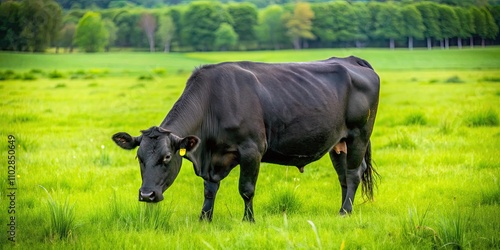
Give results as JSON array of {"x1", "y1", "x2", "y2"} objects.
[{"x1": 179, "y1": 148, "x2": 186, "y2": 156}]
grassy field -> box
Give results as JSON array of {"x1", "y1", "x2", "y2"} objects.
[{"x1": 0, "y1": 48, "x2": 499, "y2": 249}]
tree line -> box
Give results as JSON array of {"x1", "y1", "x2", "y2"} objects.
[{"x1": 0, "y1": 0, "x2": 498, "y2": 53}]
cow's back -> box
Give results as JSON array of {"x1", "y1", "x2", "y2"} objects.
[{"x1": 192, "y1": 57, "x2": 379, "y2": 166}]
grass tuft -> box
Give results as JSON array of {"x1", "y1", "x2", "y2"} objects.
[
  {"x1": 138, "y1": 74, "x2": 154, "y2": 80},
  {"x1": 152, "y1": 67, "x2": 167, "y2": 76},
  {"x1": 438, "y1": 118, "x2": 458, "y2": 135},
  {"x1": 48, "y1": 70, "x2": 65, "y2": 79},
  {"x1": 481, "y1": 76, "x2": 500, "y2": 82},
  {"x1": 403, "y1": 112, "x2": 427, "y2": 126},
  {"x1": 444, "y1": 75, "x2": 465, "y2": 84},
  {"x1": 22, "y1": 72, "x2": 37, "y2": 80},
  {"x1": 54, "y1": 83, "x2": 66, "y2": 88},
  {"x1": 401, "y1": 207, "x2": 439, "y2": 248},
  {"x1": 265, "y1": 188, "x2": 302, "y2": 215},
  {"x1": 94, "y1": 145, "x2": 111, "y2": 166},
  {"x1": 385, "y1": 130, "x2": 417, "y2": 149},
  {"x1": 40, "y1": 186, "x2": 77, "y2": 240},
  {"x1": 438, "y1": 210, "x2": 471, "y2": 249},
  {"x1": 109, "y1": 192, "x2": 173, "y2": 231},
  {"x1": 465, "y1": 109, "x2": 498, "y2": 127}
]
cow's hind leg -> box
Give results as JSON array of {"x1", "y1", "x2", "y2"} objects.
[
  {"x1": 342, "y1": 135, "x2": 369, "y2": 215},
  {"x1": 329, "y1": 145, "x2": 348, "y2": 214}
]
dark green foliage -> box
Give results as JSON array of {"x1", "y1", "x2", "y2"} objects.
[
  {"x1": 20, "y1": 0, "x2": 63, "y2": 52},
  {"x1": 0, "y1": 1, "x2": 24, "y2": 51}
]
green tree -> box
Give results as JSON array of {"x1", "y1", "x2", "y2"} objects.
[
  {"x1": 256, "y1": 4, "x2": 286, "y2": 50},
  {"x1": 352, "y1": 2, "x2": 371, "y2": 48},
  {"x1": 401, "y1": 5, "x2": 425, "y2": 50},
  {"x1": 182, "y1": 2, "x2": 231, "y2": 51},
  {"x1": 168, "y1": 7, "x2": 183, "y2": 50},
  {"x1": 454, "y1": 7, "x2": 474, "y2": 49},
  {"x1": 436, "y1": 4, "x2": 460, "y2": 49},
  {"x1": 57, "y1": 22, "x2": 76, "y2": 52},
  {"x1": 283, "y1": 2, "x2": 315, "y2": 49},
  {"x1": 415, "y1": 2, "x2": 441, "y2": 49},
  {"x1": 226, "y1": 2, "x2": 258, "y2": 48},
  {"x1": 74, "y1": 11, "x2": 109, "y2": 52},
  {"x1": 156, "y1": 15, "x2": 176, "y2": 52},
  {"x1": 310, "y1": 2, "x2": 359, "y2": 47},
  {"x1": 114, "y1": 11, "x2": 145, "y2": 48},
  {"x1": 20, "y1": 0, "x2": 63, "y2": 52},
  {"x1": 103, "y1": 18, "x2": 117, "y2": 52},
  {"x1": 139, "y1": 12, "x2": 157, "y2": 52},
  {"x1": 0, "y1": 1, "x2": 24, "y2": 51},
  {"x1": 330, "y1": 2, "x2": 358, "y2": 46},
  {"x1": 311, "y1": 3, "x2": 335, "y2": 47},
  {"x1": 472, "y1": 7, "x2": 498, "y2": 47},
  {"x1": 373, "y1": 3, "x2": 403, "y2": 49},
  {"x1": 214, "y1": 23, "x2": 238, "y2": 51}
]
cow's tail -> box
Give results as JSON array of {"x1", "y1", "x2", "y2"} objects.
[{"x1": 361, "y1": 140, "x2": 379, "y2": 201}]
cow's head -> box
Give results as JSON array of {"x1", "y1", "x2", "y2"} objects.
[{"x1": 112, "y1": 126, "x2": 199, "y2": 202}]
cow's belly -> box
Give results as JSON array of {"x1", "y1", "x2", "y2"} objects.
[
  {"x1": 262, "y1": 124, "x2": 343, "y2": 166},
  {"x1": 261, "y1": 148, "x2": 325, "y2": 166}
]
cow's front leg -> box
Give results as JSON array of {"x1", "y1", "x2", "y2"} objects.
[
  {"x1": 238, "y1": 145, "x2": 261, "y2": 222},
  {"x1": 200, "y1": 180, "x2": 220, "y2": 221}
]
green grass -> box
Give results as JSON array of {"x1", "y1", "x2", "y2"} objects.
[{"x1": 0, "y1": 48, "x2": 499, "y2": 249}]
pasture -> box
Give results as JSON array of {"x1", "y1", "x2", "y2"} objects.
[{"x1": 0, "y1": 48, "x2": 499, "y2": 249}]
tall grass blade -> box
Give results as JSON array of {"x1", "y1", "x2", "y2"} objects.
[
  {"x1": 39, "y1": 185, "x2": 76, "y2": 240},
  {"x1": 308, "y1": 220, "x2": 322, "y2": 250}
]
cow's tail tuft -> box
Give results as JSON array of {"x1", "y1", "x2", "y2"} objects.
[{"x1": 361, "y1": 140, "x2": 379, "y2": 201}]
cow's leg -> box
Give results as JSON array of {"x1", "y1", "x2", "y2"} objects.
[
  {"x1": 200, "y1": 180, "x2": 220, "y2": 221},
  {"x1": 342, "y1": 136, "x2": 369, "y2": 215},
  {"x1": 329, "y1": 148, "x2": 347, "y2": 213},
  {"x1": 238, "y1": 144, "x2": 261, "y2": 222}
]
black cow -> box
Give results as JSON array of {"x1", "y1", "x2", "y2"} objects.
[{"x1": 112, "y1": 56, "x2": 380, "y2": 222}]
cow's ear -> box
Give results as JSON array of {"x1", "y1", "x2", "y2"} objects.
[
  {"x1": 112, "y1": 132, "x2": 141, "y2": 150},
  {"x1": 178, "y1": 136, "x2": 200, "y2": 156}
]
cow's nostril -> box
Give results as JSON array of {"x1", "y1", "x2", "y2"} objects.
[{"x1": 140, "y1": 191, "x2": 155, "y2": 201}]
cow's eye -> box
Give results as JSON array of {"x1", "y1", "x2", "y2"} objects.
[{"x1": 163, "y1": 154, "x2": 172, "y2": 163}]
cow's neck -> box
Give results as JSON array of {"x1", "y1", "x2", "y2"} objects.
[{"x1": 159, "y1": 81, "x2": 208, "y2": 137}]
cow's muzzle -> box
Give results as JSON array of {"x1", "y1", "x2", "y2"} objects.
[{"x1": 138, "y1": 189, "x2": 163, "y2": 202}]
